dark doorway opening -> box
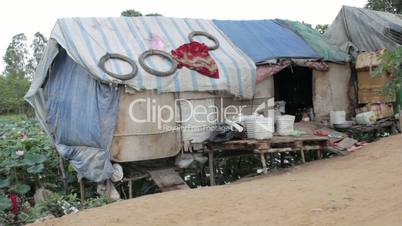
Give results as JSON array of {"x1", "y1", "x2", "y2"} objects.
[{"x1": 274, "y1": 66, "x2": 313, "y2": 121}]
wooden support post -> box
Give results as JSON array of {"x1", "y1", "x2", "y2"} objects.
[
  {"x1": 300, "y1": 147, "x2": 306, "y2": 164},
  {"x1": 208, "y1": 151, "x2": 216, "y2": 186},
  {"x1": 59, "y1": 155, "x2": 68, "y2": 195},
  {"x1": 79, "y1": 177, "x2": 84, "y2": 204},
  {"x1": 399, "y1": 107, "x2": 402, "y2": 133},
  {"x1": 128, "y1": 179, "x2": 133, "y2": 199},
  {"x1": 316, "y1": 150, "x2": 322, "y2": 160},
  {"x1": 295, "y1": 141, "x2": 305, "y2": 164},
  {"x1": 259, "y1": 151, "x2": 268, "y2": 174}
]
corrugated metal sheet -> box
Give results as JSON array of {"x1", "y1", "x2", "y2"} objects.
[{"x1": 213, "y1": 19, "x2": 320, "y2": 63}]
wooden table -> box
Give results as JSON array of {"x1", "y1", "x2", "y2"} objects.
[{"x1": 204, "y1": 135, "x2": 329, "y2": 185}]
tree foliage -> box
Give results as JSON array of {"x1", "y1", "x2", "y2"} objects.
[
  {"x1": 121, "y1": 9, "x2": 143, "y2": 17},
  {"x1": 315, "y1": 24, "x2": 329, "y2": 34},
  {"x1": 0, "y1": 76, "x2": 31, "y2": 114},
  {"x1": 26, "y1": 32, "x2": 48, "y2": 79},
  {"x1": 145, "y1": 13, "x2": 163, "y2": 16},
  {"x1": 365, "y1": 0, "x2": 402, "y2": 14},
  {"x1": 1, "y1": 32, "x2": 47, "y2": 114},
  {"x1": 3, "y1": 33, "x2": 29, "y2": 79},
  {"x1": 120, "y1": 9, "x2": 162, "y2": 17}
]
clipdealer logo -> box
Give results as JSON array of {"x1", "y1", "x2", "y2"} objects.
[{"x1": 128, "y1": 98, "x2": 248, "y2": 129}]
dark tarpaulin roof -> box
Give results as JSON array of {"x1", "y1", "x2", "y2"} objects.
[{"x1": 325, "y1": 6, "x2": 402, "y2": 54}]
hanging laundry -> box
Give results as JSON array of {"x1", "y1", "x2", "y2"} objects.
[{"x1": 171, "y1": 41, "x2": 219, "y2": 79}]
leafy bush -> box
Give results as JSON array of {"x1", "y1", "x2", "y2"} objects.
[
  {"x1": 0, "y1": 117, "x2": 61, "y2": 193},
  {"x1": 0, "y1": 76, "x2": 31, "y2": 115},
  {"x1": 0, "y1": 116, "x2": 116, "y2": 225},
  {"x1": 373, "y1": 47, "x2": 402, "y2": 99},
  {"x1": 0, "y1": 117, "x2": 61, "y2": 224}
]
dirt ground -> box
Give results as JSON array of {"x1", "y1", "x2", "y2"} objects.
[{"x1": 33, "y1": 135, "x2": 402, "y2": 226}]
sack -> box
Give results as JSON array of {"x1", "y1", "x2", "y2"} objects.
[{"x1": 208, "y1": 123, "x2": 246, "y2": 143}]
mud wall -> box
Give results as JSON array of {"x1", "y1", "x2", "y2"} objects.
[{"x1": 313, "y1": 63, "x2": 354, "y2": 119}]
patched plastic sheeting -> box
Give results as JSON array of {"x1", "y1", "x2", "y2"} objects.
[
  {"x1": 277, "y1": 20, "x2": 350, "y2": 63},
  {"x1": 213, "y1": 19, "x2": 320, "y2": 63},
  {"x1": 325, "y1": 6, "x2": 402, "y2": 54},
  {"x1": 44, "y1": 50, "x2": 120, "y2": 182}
]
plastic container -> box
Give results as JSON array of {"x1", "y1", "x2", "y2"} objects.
[
  {"x1": 276, "y1": 115, "x2": 296, "y2": 136},
  {"x1": 356, "y1": 111, "x2": 376, "y2": 125},
  {"x1": 330, "y1": 111, "x2": 346, "y2": 126},
  {"x1": 243, "y1": 116, "x2": 274, "y2": 139}
]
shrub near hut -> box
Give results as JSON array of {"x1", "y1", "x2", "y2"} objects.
[{"x1": 0, "y1": 116, "x2": 60, "y2": 223}]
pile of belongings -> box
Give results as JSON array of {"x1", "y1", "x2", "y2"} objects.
[{"x1": 313, "y1": 128, "x2": 368, "y2": 152}]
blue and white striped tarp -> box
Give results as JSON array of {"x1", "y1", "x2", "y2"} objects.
[{"x1": 51, "y1": 17, "x2": 256, "y2": 98}]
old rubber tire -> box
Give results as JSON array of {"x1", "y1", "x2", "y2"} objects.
[
  {"x1": 188, "y1": 31, "x2": 220, "y2": 50},
  {"x1": 98, "y1": 53, "x2": 137, "y2": 80},
  {"x1": 139, "y1": 50, "x2": 178, "y2": 77}
]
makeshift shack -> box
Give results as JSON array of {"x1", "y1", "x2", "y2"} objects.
[
  {"x1": 215, "y1": 19, "x2": 352, "y2": 119},
  {"x1": 26, "y1": 16, "x2": 352, "y2": 185},
  {"x1": 325, "y1": 6, "x2": 402, "y2": 116}
]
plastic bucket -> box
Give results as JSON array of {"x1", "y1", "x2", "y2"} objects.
[
  {"x1": 276, "y1": 115, "x2": 295, "y2": 135},
  {"x1": 330, "y1": 111, "x2": 346, "y2": 126}
]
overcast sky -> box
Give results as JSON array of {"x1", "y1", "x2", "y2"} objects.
[{"x1": 0, "y1": 0, "x2": 367, "y2": 71}]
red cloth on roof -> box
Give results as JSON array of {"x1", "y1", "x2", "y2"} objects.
[{"x1": 171, "y1": 41, "x2": 219, "y2": 79}]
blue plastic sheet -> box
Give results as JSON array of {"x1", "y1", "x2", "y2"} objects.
[
  {"x1": 44, "y1": 50, "x2": 120, "y2": 182},
  {"x1": 214, "y1": 20, "x2": 320, "y2": 63}
]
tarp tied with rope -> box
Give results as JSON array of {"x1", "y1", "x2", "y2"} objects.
[
  {"x1": 25, "y1": 17, "x2": 256, "y2": 182},
  {"x1": 50, "y1": 17, "x2": 256, "y2": 98}
]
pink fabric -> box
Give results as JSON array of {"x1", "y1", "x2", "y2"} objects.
[
  {"x1": 256, "y1": 61, "x2": 290, "y2": 83},
  {"x1": 151, "y1": 34, "x2": 166, "y2": 51},
  {"x1": 294, "y1": 61, "x2": 329, "y2": 71}
]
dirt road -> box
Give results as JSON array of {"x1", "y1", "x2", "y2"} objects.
[{"x1": 34, "y1": 135, "x2": 402, "y2": 226}]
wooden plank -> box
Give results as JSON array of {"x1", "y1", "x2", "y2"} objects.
[
  {"x1": 208, "y1": 151, "x2": 216, "y2": 186},
  {"x1": 400, "y1": 109, "x2": 402, "y2": 133},
  {"x1": 147, "y1": 168, "x2": 189, "y2": 192},
  {"x1": 303, "y1": 145, "x2": 324, "y2": 150},
  {"x1": 336, "y1": 138, "x2": 358, "y2": 149}
]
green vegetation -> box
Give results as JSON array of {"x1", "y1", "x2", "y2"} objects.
[
  {"x1": 373, "y1": 47, "x2": 402, "y2": 95},
  {"x1": 365, "y1": 0, "x2": 402, "y2": 14},
  {"x1": 1, "y1": 32, "x2": 47, "y2": 115},
  {"x1": 0, "y1": 116, "x2": 115, "y2": 225},
  {"x1": 120, "y1": 9, "x2": 162, "y2": 17}
]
